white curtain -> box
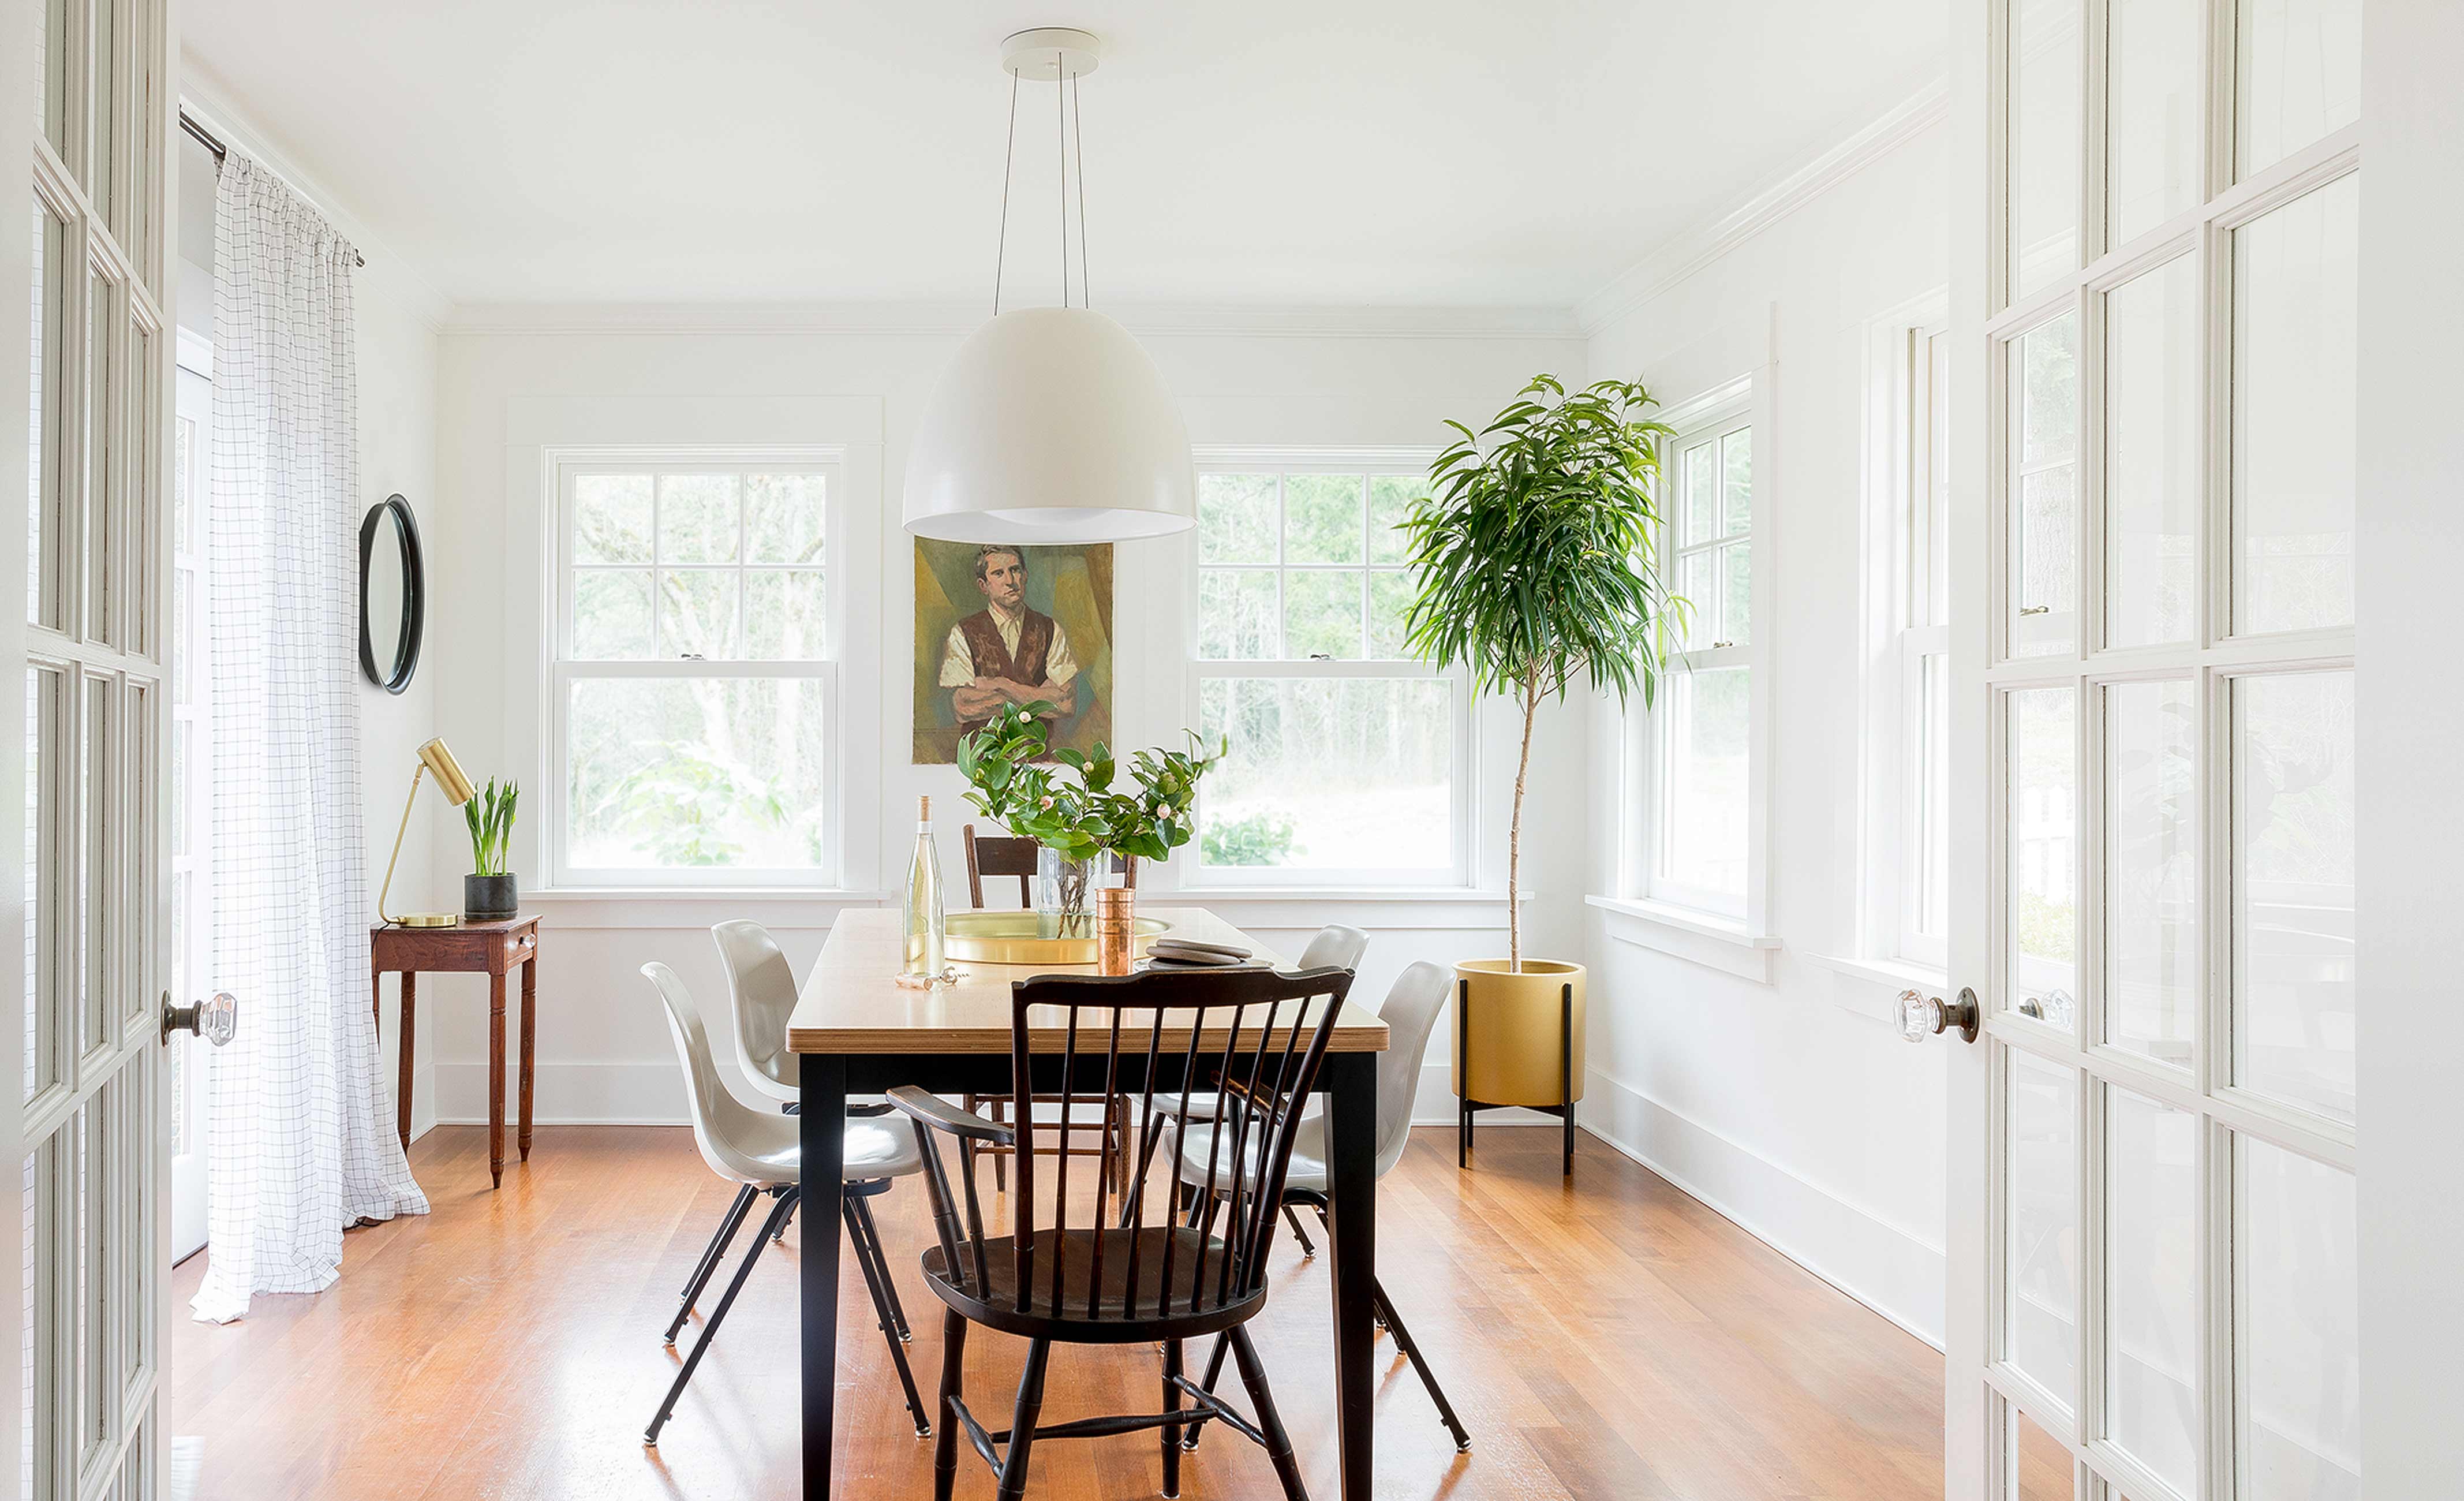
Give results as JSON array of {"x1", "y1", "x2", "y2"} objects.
[{"x1": 192, "y1": 157, "x2": 427, "y2": 1325}]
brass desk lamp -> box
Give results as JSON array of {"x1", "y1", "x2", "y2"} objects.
[{"x1": 379, "y1": 737, "x2": 476, "y2": 928}]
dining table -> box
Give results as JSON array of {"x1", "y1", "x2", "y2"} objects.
[{"x1": 785, "y1": 905, "x2": 1391, "y2": 1500}]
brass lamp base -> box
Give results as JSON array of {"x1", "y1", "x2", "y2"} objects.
[{"x1": 393, "y1": 912, "x2": 461, "y2": 928}]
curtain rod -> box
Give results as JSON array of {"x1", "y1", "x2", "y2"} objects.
[{"x1": 178, "y1": 107, "x2": 368, "y2": 269}]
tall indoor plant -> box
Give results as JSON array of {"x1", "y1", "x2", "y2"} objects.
[{"x1": 1400, "y1": 375, "x2": 1681, "y2": 1131}]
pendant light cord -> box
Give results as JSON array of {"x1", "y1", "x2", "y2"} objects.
[
  {"x1": 990, "y1": 54, "x2": 1091, "y2": 315},
  {"x1": 993, "y1": 68, "x2": 1019, "y2": 315},
  {"x1": 1071, "y1": 69, "x2": 1089, "y2": 307}
]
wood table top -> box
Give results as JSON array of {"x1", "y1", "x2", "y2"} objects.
[{"x1": 786, "y1": 907, "x2": 1388, "y2": 1056}]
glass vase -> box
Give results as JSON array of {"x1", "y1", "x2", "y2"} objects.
[{"x1": 1034, "y1": 846, "x2": 1095, "y2": 940}]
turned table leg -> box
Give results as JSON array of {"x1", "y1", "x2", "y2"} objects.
[
  {"x1": 396, "y1": 973, "x2": 417, "y2": 1153},
  {"x1": 488, "y1": 969, "x2": 507, "y2": 1189},
  {"x1": 519, "y1": 953, "x2": 537, "y2": 1163}
]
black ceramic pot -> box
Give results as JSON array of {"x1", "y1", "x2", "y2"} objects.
[{"x1": 463, "y1": 872, "x2": 519, "y2": 920}]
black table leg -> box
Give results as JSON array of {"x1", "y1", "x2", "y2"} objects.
[
  {"x1": 800, "y1": 1055, "x2": 847, "y2": 1500},
  {"x1": 1322, "y1": 1051, "x2": 1377, "y2": 1501}
]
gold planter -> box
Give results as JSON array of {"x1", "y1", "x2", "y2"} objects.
[{"x1": 1451, "y1": 959, "x2": 1586, "y2": 1108}]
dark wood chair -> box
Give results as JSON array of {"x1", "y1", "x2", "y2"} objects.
[
  {"x1": 959, "y1": 825, "x2": 1136, "y2": 1193},
  {"x1": 885, "y1": 964, "x2": 1357, "y2": 1501}
]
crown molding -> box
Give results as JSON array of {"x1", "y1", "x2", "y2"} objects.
[
  {"x1": 1576, "y1": 76, "x2": 1950, "y2": 337},
  {"x1": 436, "y1": 299, "x2": 1588, "y2": 341}
]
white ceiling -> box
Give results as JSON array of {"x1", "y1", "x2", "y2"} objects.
[{"x1": 182, "y1": 1, "x2": 1944, "y2": 313}]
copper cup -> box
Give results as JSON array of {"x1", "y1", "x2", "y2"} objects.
[{"x1": 1095, "y1": 886, "x2": 1136, "y2": 975}]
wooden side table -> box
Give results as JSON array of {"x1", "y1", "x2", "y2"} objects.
[{"x1": 372, "y1": 915, "x2": 540, "y2": 1188}]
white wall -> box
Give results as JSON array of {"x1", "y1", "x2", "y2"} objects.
[
  {"x1": 420, "y1": 316, "x2": 1589, "y2": 1132},
  {"x1": 172, "y1": 106, "x2": 448, "y2": 1140},
  {"x1": 1577, "y1": 116, "x2": 1953, "y2": 1346}
]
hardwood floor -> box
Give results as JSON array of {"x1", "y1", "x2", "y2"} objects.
[{"x1": 171, "y1": 1124, "x2": 1943, "y2": 1499}]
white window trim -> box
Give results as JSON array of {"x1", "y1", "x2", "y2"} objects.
[
  {"x1": 1620, "y1": 371, "x2": 1774, "y2": 939},
  {"x1": 1849, "y1": 289, "x2": 1955, "y2": 987},
  {"x1": 1177, "y1": 447, "x2": 1476, "y2": 890},
  {"x1": 541, "y1": 447, "x2": 852, "y2": 891}
]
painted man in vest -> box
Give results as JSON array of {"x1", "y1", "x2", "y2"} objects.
[{"x1": 939, "y1": 544, "x2": 1080, "y2": 738}]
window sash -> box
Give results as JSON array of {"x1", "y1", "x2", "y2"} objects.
[
  {"x1": 547, "y1": 454, "x2": 846, "y2": 890},
  {"x1": 1644, "y1": 392, "x2": 1761, "y2": 920},
  {"x1": 1183, "y1": 659, "x2": 1472, "y2": 888},
  {"x1": 1186, "y1": 450, "x2": 1472, "y2": 888},
  {"x1": 547, "y1": 660, "x2": 840, "y2": 888}
]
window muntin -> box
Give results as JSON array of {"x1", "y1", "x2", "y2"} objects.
[
  {"x1": 1187, "y1": 460, "x2": 1468, "y2": 886},
  {"x1": 551, "y1": 460, "x2": 840, "y2": 887}
]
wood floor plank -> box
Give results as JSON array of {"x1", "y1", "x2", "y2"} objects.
[{"x1": 171, "y1": 1125, "x2": 1942, "y2": 1499}]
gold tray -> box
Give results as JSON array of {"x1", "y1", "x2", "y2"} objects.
[{"x1": 944, "y1": 910, "x2": 1172, "y2": 966}]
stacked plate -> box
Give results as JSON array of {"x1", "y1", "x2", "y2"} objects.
[{"x1": 1143, "y1": 937, "x2": 1257, "y2": 969}]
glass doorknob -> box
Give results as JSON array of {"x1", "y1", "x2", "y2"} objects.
[
  {"x1": 1896, "y1": 987, "x2": 1980, "y2": 1044},
  {"x1": 162, "y1": 991, "x2": 238, "y2": 1048}
]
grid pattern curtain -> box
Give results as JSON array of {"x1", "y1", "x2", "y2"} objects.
[{"x1": 190, "y1": 155, "x2": 427, "y2": 1325}]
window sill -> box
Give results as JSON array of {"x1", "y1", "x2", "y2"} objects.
[
  {"x1": 1585, "y1": 895, "x2": 1777, "y2": 983},
  {"x1": 1806, "y1": 952, "x2": 1948, "y2": 1024}
]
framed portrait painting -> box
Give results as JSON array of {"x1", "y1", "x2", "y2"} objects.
[{"x1": 913, "y1": 539, "x2": 1114, "y2": 765}]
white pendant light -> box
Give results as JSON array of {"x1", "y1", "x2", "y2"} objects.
[{"x1": 903, "y1": 28, "x2": 1195, "y2": 545}]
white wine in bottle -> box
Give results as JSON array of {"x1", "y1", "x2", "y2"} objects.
[{"x1": 901, "y1": 796, "x2": 945, "y2": 978}]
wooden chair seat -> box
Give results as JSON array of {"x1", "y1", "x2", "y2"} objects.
[{"x1": 920, "y1": 1226, "x2": 1263, "y2": 1343}]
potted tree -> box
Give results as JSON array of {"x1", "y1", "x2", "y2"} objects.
[{"x1": 1399, "y1": 374, "x2": 1681, "y2": 1141}]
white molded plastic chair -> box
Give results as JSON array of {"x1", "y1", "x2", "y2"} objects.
[
  {"x1": 640, "y1": 959, "x2": 930, "y2": 1446},
  {"x1": 712, "y1": 918, "x2": 802, "y2": 1105},
  {"x1": 1119, "y1": 923, "x2": 1367, "y2": 1204},
  {"x1": 1174, "y1": 959, "x2": 1471, "y2": 1451}
]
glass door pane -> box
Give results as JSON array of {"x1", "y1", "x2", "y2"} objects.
[
  {"x1": 2232, "y1": 671, "x2": 2354, "y2": 1123},
  {"x1": 2107, "y1": 0, "x2": 2201, "y2": 244},
  {"x1": 2104, "y1": 258, "x2": 2197, "y2": 649},
  {"x1": 2239, "y1": 0, "x2": 2361, "y2": 176},
  {"x1": 2105, "y1": 679, "x2": 2196, "y2": 1066},
  {"x1": 2104, "y1": 1088, "x2": 2196, "y2": 1492},
  {"x1": 2011, "y1": 0, "x2": 2083, "y2": 298},
  {"x1": 2232, "y1": 176, "x2": 2358, "y2": 637},
  {"x1": 2009, "y1": 688, "x2": 2078, "y2": 1022},
  {"x1": 2010, "y1": 314, "x2": 2080, "y2": 657},
  {"x1": 2239, "y1": 1138, "x2": 2360, "y2": 1499},
  {"x1": 2007, "y1": 1049, "x2": 2079, "y2": 1409}
]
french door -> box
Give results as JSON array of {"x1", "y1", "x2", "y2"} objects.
[
  {"x1": 12, "y1": 0, "x2": 178, "y2": 1498},
  {"x1": 1925, "y1": 0, "x2": 2362, "y2": 1497}
]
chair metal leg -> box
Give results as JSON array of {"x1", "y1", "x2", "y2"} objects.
[
  {"x1": 843, "y1": 1196, "x2": 930, "y2": 1435},
  {"x1": 994, "y1": 1337, "x2": 1049, "y2": 1501},
  {"x1": 1372, "y1": 1276, "x2": 1472, "y2": 1451},
  {"x1": 1281, "y1": 1202, "x2": 1317, "y2": 1258},
  {"x1": 665, "y1": 1183, "x2": 757, "y2": 1346},
  {"x1": 1228, "y1": 1325, "x2": 1310, "y2": 1501},
  {"x1": 773, "y1": 1194, "x2": 798, "y2": 1244},
  {"x1": 933, "y1": 1309, "x2": 967, "y2": 1501},
  {"x1": 1161, "y1": 1338, "x2": 1184, "y2": 1498},
  {"x1": 645, "y1": 1188, "x2": 797, "y2": 1446},
  {"x1": 850, "y1": 1192, "x2": 912, "y2": 1341}
]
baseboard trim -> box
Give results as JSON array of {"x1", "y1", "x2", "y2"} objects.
[{"x1": 1574, "y1": 1067, "x2": 1946, "y2": 1351}]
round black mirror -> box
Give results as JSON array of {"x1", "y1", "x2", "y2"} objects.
[{"x1": 360, "y1": 495, "x2": 425, "y2": 694}]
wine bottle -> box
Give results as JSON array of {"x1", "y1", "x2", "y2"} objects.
[{"x1": 902, "y1": 795, "x2": 945, "y2": 978}]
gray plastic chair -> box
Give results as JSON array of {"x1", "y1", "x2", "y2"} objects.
[
  {"x1": 1117, "y1": 923, "x2": 1367, "y2": 1222},
  {"x1": 1173, "y1": 959, "x2": 1471, "y2": 1451},
  {"x1": 640, "y1": 959, "x2": 932, "y2": 1446}
]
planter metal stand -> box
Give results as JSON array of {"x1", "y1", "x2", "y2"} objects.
[{"x1": 1454, "y1": 977, "x2": 1576, "y2": 1177}]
